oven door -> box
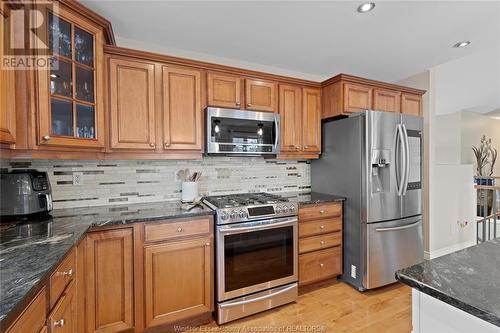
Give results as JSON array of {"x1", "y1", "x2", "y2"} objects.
[
  {"x1": 216, "y1": 216, "x2": 298, "y2": 302},
  {"x1": 206, "y1": 107, "x2": 280, "y2": 155}
]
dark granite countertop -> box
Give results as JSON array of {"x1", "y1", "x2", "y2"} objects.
[
  {"x1": 281, "y1": 191, "x2": 345, "y2": 205},
  {"x1": 396, "y1": 238, "x2": 500, "y2": 327},
  {"x1": 0, "y1": 201, "x2": 214, "y2": 324}
]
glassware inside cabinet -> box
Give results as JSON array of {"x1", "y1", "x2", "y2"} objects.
[
  {"x1": 50, "y1": 58, "x2": 72, "y2": 97},
  {"x1": 76, "y1": 104, "x2": 95, "y2": 139},
  {"x1": 75, "y1": 27, "x2": 94, "y2": 66},
  {"x1": 48, "y1": 13, "x2": 71, "y2": 58},
  {"x1": 51, "y1": 99, "x2": 73, "y2": 136},
  {"x1": 75, "y1": 66, "x2": 94, "y2": 102}
]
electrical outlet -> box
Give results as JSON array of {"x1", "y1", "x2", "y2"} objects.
[
  {"x1": 351, "y1": 265, "x2": 357, "y2": 279},
  {"x1": 73, "y1": 172, "x2": 83, "y2": 186}
]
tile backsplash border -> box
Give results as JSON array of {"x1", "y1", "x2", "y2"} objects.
[{"x1": 1, "y1": 157, "x2": 311, "y2": 209}]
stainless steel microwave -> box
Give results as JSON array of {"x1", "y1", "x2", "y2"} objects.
[{"x1": 205, "y1": 107, "x2": 280, "y2": 156}]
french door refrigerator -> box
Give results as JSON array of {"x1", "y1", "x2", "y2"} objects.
[{"x1": 311, "y1": 110, "x2": 423, "y2": 290}]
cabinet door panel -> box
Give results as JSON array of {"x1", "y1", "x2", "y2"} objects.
[
  {"x1": 401, "y1": 93, "x2": 422, "y2": 116},
  {"x1": 86, "y1": 229, "x2": 134, "y2": 333},
  {"x1": 47, "y1": 281, "x2": 77, "y2": 333},
  {"x1": 162, "y1": 66, "x2": 202, "y2": 150},
  {"x1": 109, "y1": 58, "x2": 156, "y2": 150},
  {"x1": 373, "y1": 89, "x2": 401, "y2": 113},
  {"x1": 245, "y1": 79, "x2": 277, "y2": 112},
  {"x1": 279, "y1": 85, "x2": 302, "y2": 152},
  {"x1": 1, "y1": 6, "x2": 16, "y2": 144},
  {"x1": 36, "y1": 7, "x2": 104, "y2": 148},
  {"x1": 344, "y1": 83, "x2": 372, "y2": 113},
  {"x1": 144, "y1": 237, "x2": 212, "y2": 328},
  {"x1": 207, "y1": 73, "x2": 241, "y2": 109},
  {"x1": 4, "y1": 288, "x2": 46, "y2": 333},
  {"x1": 302, "y1": 88, "x2": 321, "y2": 153}
]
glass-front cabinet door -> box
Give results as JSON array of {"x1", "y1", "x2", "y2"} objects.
[{"x1": 37, "y1": 8, "x2": 104, "y2": 148}]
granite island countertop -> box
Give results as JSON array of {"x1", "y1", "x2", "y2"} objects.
[
  {"x1": 281, "y1": 191, "x2": 345, "y2": 205},
  {"x1": 0, "y1": 200, "x2": 214, "y2": 324},
  {"x1": 396, "y1": 238, "x2": 500, "y2": 327}
]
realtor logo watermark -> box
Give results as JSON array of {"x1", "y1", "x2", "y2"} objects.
[{"x1": 2, "y1": 1, "x2": 59, "y2": 70}]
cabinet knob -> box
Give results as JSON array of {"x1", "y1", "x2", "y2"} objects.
[
  {"x1": 319, "y1": 263, "x2": 324, "y2": 268},
  {"x1": 54, "y1": 318, "x2": 65, "y2": 327},
  {"x1": 320, "y1": 225, "x2": 325, "y2": 229},
  {"x1": 320, "y1": 240, "x2": 325, "y2": 245},
  {"x1": 247, "y1": 103, "x2": 252, "y2": 107},
  {"x1": 304, "y1": 146, "x2": 309, "y2": 149},
  {"x1": 177, "y1": 227, "x2": 183, "y2": 232},
  {"x1": 205, "y1": 242, "x2": 211, "y2": 246},
  {"x1": 236, "y1": 101, "x2": 241, "y2": 106},
  {"x1": 295, "y1": 145, "x2": 300, "y2": 150},
  {"x1": 164, "y1": 143, "x2": 170, "y2": 148},
  {"x1": 149, "y1": 142, "x2": 155, "y2": 147},
  {"x1": 43, "y1": 135, "x2": 51, "y2": 141},
  {"x1": 319, "y1": 210, "x2": 325, "y2": 214}
]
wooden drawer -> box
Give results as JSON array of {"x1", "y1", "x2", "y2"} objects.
[
  {"x1": 47, "y1": 280, "x2": 76, "y2": 333},
  {"x1": 299, "y1": 232, "x2": 341, "y2": 254},
  {"x1": 299, "y1": 246, "x2": 342, "y2": 286},
  {"x1": 299, "y1": 202, "x2": 342, "y2": 221},
  {"x1": 49, "y1": 247, "x2": 76, "y2": 308},
  {"x1": 144, "y1": 217, "x2": 211, "y2": 243},
  {"x1": 299, "y1": 217, "x2": 342, "y2": 238},
  {"x1": 5, "y1": 287, "x2": 47, "y2": 333}
]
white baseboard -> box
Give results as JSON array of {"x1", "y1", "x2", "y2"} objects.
[{"x1": 425, "y1": 240, "x2": 476, "y2": 259}]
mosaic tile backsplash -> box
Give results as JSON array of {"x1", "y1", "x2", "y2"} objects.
[{"x1": 1, "y1": 158, "x2": 311, "y2": 209}]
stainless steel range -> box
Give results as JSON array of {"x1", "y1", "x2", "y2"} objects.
[{"x1": 203, "y1": 193, "x2": 298, "y2": 324}]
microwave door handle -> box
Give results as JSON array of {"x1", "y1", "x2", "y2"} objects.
[
  {"x1": 402, "y1": 124, "x2": 410, "y2": 195},
  {"x1": 273, "y1": 114, "x2": 279, "y2": 150}
]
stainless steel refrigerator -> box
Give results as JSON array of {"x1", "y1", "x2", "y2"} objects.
[{"x1": 311, "y1": 110, "x2": 423, "y2": 290}]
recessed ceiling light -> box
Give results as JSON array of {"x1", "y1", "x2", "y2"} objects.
[
  {"x1": 453, "y1": 41, "x2": 471, "y2": 48},
  {"x1": 357, "y1": 2, "x2": 375, "y2": 13}
]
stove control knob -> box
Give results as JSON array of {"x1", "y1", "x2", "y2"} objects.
[
  {"x1": 289, "y1": 205, "x2": 296, "y2": 213},
  {"x1": 283, "y1": 206, "x2": 289, "y2": 213},
  {"x1": 220, "y1": 212, "x2": 229, "y2": 220},
  {"x1": 230, "y1": 211, "x2": 238, "y2": 219},
  {"x1": 275, "y1": 206, "x2": 282, "y2": 214},
  {"x1": 238, "y1": 210, "x2": 247, "y2": 218}
]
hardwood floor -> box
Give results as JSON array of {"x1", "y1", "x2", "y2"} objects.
[{"x1": 188, "y1": 281, "x2": 412, "y2": 333}]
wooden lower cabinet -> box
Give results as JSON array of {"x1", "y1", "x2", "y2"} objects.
[
  {"x1": 143, "y1": 236, "x2": 213, "y2": 328},
  {"x1": 298, "y1": 202, "x2": 343, "y2": 286},
  {"x1": 47, "y1": 281, "x2": 77, "y2": 333},
  {"x1": 85, "y1": 228, "x2": 134, "y2": 333},
  {"x1": 4, "y1": 288, "x2": 47, "y2": 333}
]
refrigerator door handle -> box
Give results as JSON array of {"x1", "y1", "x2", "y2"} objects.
[
  {"x1": 401, "y1": 123, "x2": 410, "y2": 196},
  {"x1": 396, "y1": 124, "x2": 406, "y2": 196}
]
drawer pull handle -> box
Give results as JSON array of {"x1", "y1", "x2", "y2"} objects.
[
  {"x1": 320, "y1": 240, "x2": 325, "y2": 245},
  {"x1": 177, "y1": 227, "x2": 183, "y2": 232},
  {"x1": 319, "y1": 263, "x2": 324, "y2": 268},
  {"x1": 54, "y1": 318, "x2": 65, "y2": 327},
  {"x1": 319, "y1": 210, "x2": 325, "y2": 214},
  {"x1": 63, "y1": 269, "x2": 73, "y2": 277},
  {"x1": 320, "y1": 225, "x2": 325, "y2": 229}
]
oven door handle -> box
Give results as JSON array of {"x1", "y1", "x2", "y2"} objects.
[
  {"x1": 218, "y1": 218, "x2": 297, "y2": 234},
  {"x1": 219, "y1": 283, "x2": 297, "y2": 308}
]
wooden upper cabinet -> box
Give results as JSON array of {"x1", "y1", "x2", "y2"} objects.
[
  {"x1": 143, "y1": 237, "x2": 213, "y2": 328},
  {"x1": 401, "y1": 93, "x2": 422, "y2": 116},
  {"x1": 109, "y1": 57, "x2": 156, "y2": 150},
  {"x1": 321, "y1": 74, "x2": 425, "y2": 119},
  {"x1": 35, "y1": 6, "x2": 105, "y2": 148},
  {"x1": 161, "y1": 66, "x2": 202, "y2": 151},
  {"x1": 279, "y1": 85, "x2": 302, "y2": 152},
  {"x1": 373, "y1": 89, "x2": 401, "y2": 113},
  {"x1": 344, "y1": 83, "x2": 372, "y2": 113},
  {"x1": 0, "y1": 4, "x2": 16, "y2": 145},
  {"x1": 85, "y1": 228, "x2": 134, "y2": 333},
  {"x1": 207, "y1": 73, "x2": 241, "y2": 109},
  {"x1": 302, "y1": 88, "x2": 321, "y2": 153},
  {"x1": 245, "y1": 79, "x2": 277, "y2": 112}
]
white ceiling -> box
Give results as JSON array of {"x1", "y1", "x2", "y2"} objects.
[{"x1": 81, "y1": 0, "x2": 500, "y2": 83}]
